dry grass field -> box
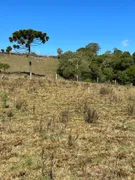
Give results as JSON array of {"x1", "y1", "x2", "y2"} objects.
[
  {"x1": 0, "y1": 54, "x2": 59, "y2": 77},
  {"x1": 0, "y1": 73, "x2": 135, "y2": 180}
]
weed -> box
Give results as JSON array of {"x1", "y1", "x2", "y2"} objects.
[
  {"x1": 128, "y1": 95, "x2": 135, "y2": 102},
  {"x1": 15, "y1": 99, "x2": 26, "y2": 110},
  {"x1": 59, "y1": 109, "x2": 69, "y2": 124},
  {"x1": 42, "y1": 135, "x2": 50, "y2": 140},
  {"x1": 49, "y1": 153, "x2": 54, "y2": 180},
  {"x1": 24, "y1": 157, "x2": 33, "y2": 166},
  {"x1": 83, "y1": 105, "x2": 98, "y2": 123},
  {"x1": 39, "y1": 118, "x2": 43, "y2": 135},
  {"x1": 47, "y1": 118, "x2": 53, "y2": 132},
  {"x1": 41, "y1": 147, "x2": 47, "y2": 179},
  {"x1": 6, "y1": 109, "x2": 13, "y2": 120},
  {"x1": 68, "y1": 134, "x2": 73, "y2": 147},
  {"x1": 127, "y1": 104, "x2": 135, "y2": 116},
  {"x1": 100, "y1": 86, "x2": 112, "y2": 95},
  {"x1": 33, "y1": 104, "x2": 36, "y2": 115},
  {"x1": 1, "y1": 92, "x2": 8, "y2": 108}
]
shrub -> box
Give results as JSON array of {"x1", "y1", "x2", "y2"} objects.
[
  {"x1": 0, "y1": 63, "x2": 10, "y2": 72},
  {"x1": 15, "y1": 99, "x2": 27, "y2": 110},
  {"x1": 6, "y1": 109, "x2": 13, "y2": 120},
  {"x1": 1, "y1": 92, "x2": 8, "y2": 108},
  {"x1": 100, "y1": 86, "x2": 112, "y2": 95},
  {"x1": 83, "y1": 103, "x2": 98, "y2": 123},
  {"x1": 59, "y1": 110, "x2": 69, "y2": 124},
  {"x1": 127, "y1": 104, "x2": 135, "y2": 116}
]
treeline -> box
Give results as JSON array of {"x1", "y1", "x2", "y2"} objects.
[{"x1": 57, "y1": 43, "x2": 135, "y2": 85}]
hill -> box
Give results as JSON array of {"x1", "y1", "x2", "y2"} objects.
[
  {"x1": 0, "y1": 75, "x2": 135, "y2": 179},
  {"x1": 0, "y1": 53, "x2": 59, "y2": 77}
]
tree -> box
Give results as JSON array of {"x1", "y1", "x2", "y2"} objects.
[
  {"x1": 112, "y1": 51, "x2": 133, "y2": 71},
  {"x1": 76, "y1": 48, "x2": 94, "y2": 59},
  {"x1": 1, "y1": 49, "x2": 5, "y2": 53},
  {"x1": 132, "y1": 52, "x2": 135, "y2": 63},
  {"x1": 6, "y1": 46, "x2": 12, "y2": 54},
  {"x1": 121, "y1": 51, "x2": 131, "y2": 57},
  {"x1": 70, "y1": 51, "x2": 90, "y2": 81},
  {"x1": 57, "y1": 44, "x2": 135, "y2": 85},
  {"x1": 9, "y1": 29, "x2": 49, "y2": 79},
  {"x1": 57, "y1": 51, "x2": 91, "y2": 81},
  {"x1": 119, "y1": 51, "x2": 133, "y2": 70},
  {"x1": 57, "y1": 51, "x2": 75, "y2": 78},
  {"x1": 105, "y1": 50, "x2": 112, "y2": 55},
  {"x1": 95, "y1": 55, "x2": 104, "y2": 64},
  {"x1": 103, "y1": 67, "x2": 114, "y2": 81},
  {"x1": 89, "y1": 61, "x2": 100, "y2": 82},
  {"x1": 102, "y1": 54, "x2": 114, "y2": 69},
  {"x1": 76, "y1": 47, "x2": 86, "y2": 52},
  {"x1": 85, "y1": 43, "x2": 101, "y2": 55},
  {"x1": 57, "y1": 48, "x2": 63, "y2": 56},
  {"x1": 116, "y1": 70, "x2": 129, "y2": 84},
  {"x1": 113, "y1": 48, "x2": 122, "y2": 57},
  {"x1": 126, "y1": 65, "x2": 135, "y2": 85}
]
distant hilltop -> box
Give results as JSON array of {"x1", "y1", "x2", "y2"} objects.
[{"x1": 0, "y1": 52, "x2": 57, "y2": 58}]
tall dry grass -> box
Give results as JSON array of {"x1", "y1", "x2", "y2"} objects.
[{"x1": 0, "y1": 74, "x2": 135, "y2": 179}]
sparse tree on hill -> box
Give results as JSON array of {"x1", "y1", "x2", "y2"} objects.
[
  {"x1": 6, "y1": 46, "x2": 12, "y2": 54},
  {"x1": 9, "y1": 29, "x2": 49, "y2": 79},
  {"x1": 57, "y1": 48, "x2": 63, "y2": 57},
  {"x1": 1, "y1": 49, "x2": 5, "y2": 53}
]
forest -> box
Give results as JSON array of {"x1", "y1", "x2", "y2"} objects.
[{"x1": 57, "y1": 43, "x2": 135, "y2": 85}]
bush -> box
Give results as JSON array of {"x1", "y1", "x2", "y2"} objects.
[
  {"x1": 84, "y1": 107, "x2": 98, "y2": 123},
  {"x1": 83, "y1": 103, "x2": 98, "y2": 123},
  {"x1": 100, "y1": 86, "x2": 112, "y2": 95},
  {"x1": 1, "y1": 92, "x2": 8, "y2": 108},
  {"x1": 0, "y1": 63, "x2": 10, "y2": 72},
  {"x1": 15, "y1": 99, "x2": 27, "y2": 110},
  {"x1": 127, "y1": 104, "x2": 135, "y2": 116},
  {"x1": 6, "y1": 109, "x2": 13, "y2": 120},
  {"x1": 59, "y1": 110, "x2": 69, "y2": 124}
]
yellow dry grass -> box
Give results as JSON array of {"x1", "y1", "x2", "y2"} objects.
[
  {"x1": 0, "y1": 54, "x2": 59, "y2": 77},
  {"x1": 0, "y1": 74, "x2": 135, "y2": 180}
]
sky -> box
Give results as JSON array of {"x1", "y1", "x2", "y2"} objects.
[{"x1": 0, "y1": 0, "x2": 135, "y2": 55}]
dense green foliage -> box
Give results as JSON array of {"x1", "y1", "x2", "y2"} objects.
[{"x1": 57, "y1": 43, "x2": 135, "y2": 85}]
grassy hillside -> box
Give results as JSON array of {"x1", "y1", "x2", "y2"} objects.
[
  {"x1": 0, "y1": 54, "x2": 59, "y2": 77},
  {"x1": 0, "y1": 75, "x2": 135, "y2": 179}
]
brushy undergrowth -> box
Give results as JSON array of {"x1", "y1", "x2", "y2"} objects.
[{"x1": 0, "y1": 74, "x2": 135, "y2": 180}]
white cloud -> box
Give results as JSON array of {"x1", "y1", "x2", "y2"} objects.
[{"x1": 121, "y1": 40, "x2": 129, "y2": 47}]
